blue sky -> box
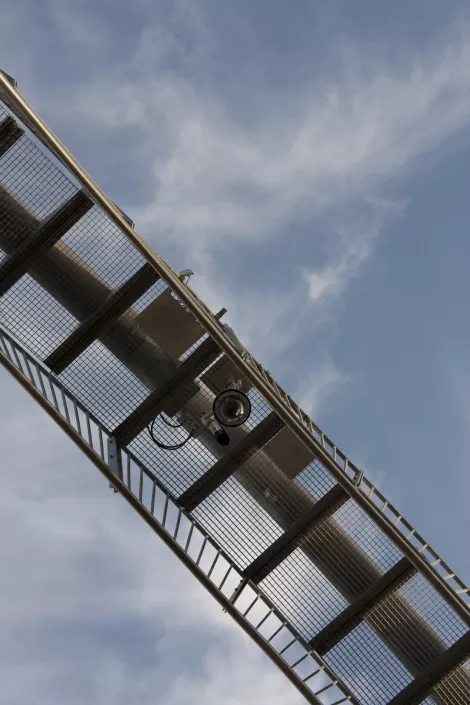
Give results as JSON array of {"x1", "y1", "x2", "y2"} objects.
[{"x1": 1, "y1": 1, "x2": 470, "y2": 703}]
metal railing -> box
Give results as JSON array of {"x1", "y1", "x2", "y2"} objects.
[
  {"x1": 242, "y1": 351, "x2": 470, "y2": 615},
  {"x1": 0, "y1": 70, "x2": 467, "y2": 627},
  {"x1": 0, "y1": 322, "x2": 359, "y2": 705},
  {"x1": 1, "y1": 72, "x2": 469, "y2": 704}
]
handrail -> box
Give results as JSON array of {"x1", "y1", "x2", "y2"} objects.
[{"x1": 1, "y1": 72, "x2": 467, "y2": 626}]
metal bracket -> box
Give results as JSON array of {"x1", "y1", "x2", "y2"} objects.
[
  {"x1": 0, "y1": 70, "x2": 17, "y2": 89},
  {"x1": 107, "y1": 436, "x2": 122, "y2": 493},
  {"x1": 229, "y1": 578, "x2": 249, "y2": 605},
  {"x1": 354, "y1": 468, "x2": 364, "y2": 486}
]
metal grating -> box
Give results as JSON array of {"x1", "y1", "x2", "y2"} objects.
[
  {"x1": 326, "y1": 619, "x2": 414, "y2": 704},
  {"x1": 1, "y1": 75, "x2": 470, "y2": 705},
  {"x1": 0, "y1": 322, "x2": 360, "y2": 705},
  {"x1": 432, "y1": 658, "x2": 470, "y2": 704},
  {"x1": 261, "y1": 545, "x2": 350, "y2": 640}
]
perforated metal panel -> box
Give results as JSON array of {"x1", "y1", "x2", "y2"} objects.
[{"x1": 1, "y1": 74, "x2": 469, "y2": 705}]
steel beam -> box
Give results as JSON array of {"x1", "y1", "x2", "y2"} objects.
[
  {"x1": 113, "y1": 336, "x2": 221, "y2": 445},
  {"x1": 0, "y1": 189, "x2": 92, "y2": 297},
  {"x1": 310, "y1": 557, "x2": 416, "y2": 655},
  {"x1": 243, "y1": 484, "x2": 349, "y2": 584},
  {"x1": 0, "y1": 116, "x2": 23, "y2": 157},
  {"x1": 1, "y1": 178, "x2": 468, "y2": 705},
  {"x1": 1, "y1": 73, "x2": 469, "y2": 636},
  {"x1": 179, "y1": 411, "x2": 284, "y2": 512},
  {"x1": 388, "y1": 631, "x2": 470, "y2": 705},
  {"x1": 45, "y1": 263, "x2": 160, "y2": 373},
  {"x1": 1, "y1": 79, "x2": 469, "y2": 704}
]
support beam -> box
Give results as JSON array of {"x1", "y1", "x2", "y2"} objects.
[
  {"x1": 113, "y1": 336, "x2": 221, "y2": 445},
  {"x1": 0, "y1": 116, "x2": 23, "y2": 157},
  {"x1": 310, "y1": 557, "x2": 416, "y2": 655},
  {"x1": 0, "y1": 189, "x2": 92, "y2": 297},
  {"x1": 45, "y1": 263, "x2": 160, "y2": 373},
  {"x1": 179, "y1": 412, "x2": 284, "y2": 512},
  {"x1": 243, "y1": 484, "x2": 349, "y2": 584},
  {"x1": 0, "y1": 80, "x2": 468, "y2": 701},
  {"x1": 388, "y1": 631, "x2": 470, "y2": 705}
]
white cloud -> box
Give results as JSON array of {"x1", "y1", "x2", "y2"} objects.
[
  {"x1": 296, "y1": 355, "x2": 349, "y2": 419},
  {"x1": 67, "y1": 17, "x2": 470, "y2": 395},
  {"x1": 2, "y1": 8, "x2": 470, "y2": 701},
  {"x1": 72, "y1": 22, "x2": 470, "y2": 258},
  {"x1": 160, "y1": 641, "x2": 305, "y2": 705},
  {"x1": 303, "y1": 197, "x2": 406, "y2": 306},
  {"x1": 47, "y1": 0, "x2": 111, "y2": 49}
]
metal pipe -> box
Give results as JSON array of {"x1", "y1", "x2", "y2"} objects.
[
  {"x1": 3, "y1": 185, "x2": 468, "y2": 698},
  {"x1": 0, "y1": 73, "x2": 467, "y2": 631},
  {"x1": 0, "y1": 185, "x2": 467, "y2": 701},
  {"x1": 0, "y1": 76, "x2": 470, "y2": 700}
]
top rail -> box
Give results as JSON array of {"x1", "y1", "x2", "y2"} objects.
[{"x1": 0, "y1": 70, "x2": 468, "y2": 629}]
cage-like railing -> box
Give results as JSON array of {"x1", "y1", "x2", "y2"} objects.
[{"x1": 0, "y1": 70, "x2": 469, "y2": 705}]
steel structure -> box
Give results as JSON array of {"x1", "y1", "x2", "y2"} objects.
[{"x1": 0, "y1": 71, "x2": 469, "y2": 705}]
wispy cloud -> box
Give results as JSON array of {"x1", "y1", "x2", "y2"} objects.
[
  {"x1": 3, "y1": 2, "x2": 470, "y2": 415},
  {"x1": 303, "y1": 198, "x2": 406, "y2": 307},
  {"x1": 66, "y1": 15, "x2": 470, "y2": 406},
  {"x1": 296, "y1": 354, "x2": 349, "y2": 419},
  {"x1": 72, "y1": 20, "x2": 470, "y2": 254},
  {"x1": 2, "y1": 4, "x2": 470, "y2": 703}
]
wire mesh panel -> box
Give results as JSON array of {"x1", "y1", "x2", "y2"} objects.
[
  {"x1": 431, "y1": 658, "x2": 470, "y2": 704},
  {"x1": 326, "y1": 619, "x2": 414, "y2": 704},
  {"x1": 261, "y1": 546, "x2": 350, "y2": 640},
  {"x1": 194, "y1": 475, "x2": 285, "y2": 569},
  {"x1": 0, "y1": 111, "x2": 76, "y2": 221},
  {"x1": 258, "y1": 498, "x2": 405, "y2": 643},
  {"x1": 0, "y1": 322, "x2": 361, "y2": 705},
  {"x1": 1, "y1": 78, "x2": 470, "y2": 705},
  {"x1": 0, "y1": 275, "x2": 78, "y2": 358}
]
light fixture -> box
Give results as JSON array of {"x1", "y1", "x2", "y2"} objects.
[
  {"x1": 178, "y1": 269, "x2": 194, "y2": 284},
  {"x1": 213, "y1": 388, "x2": 252, "y2": 428},
  {"x1": 200, "y1": 412, "x2": 231, "y2": 446}
]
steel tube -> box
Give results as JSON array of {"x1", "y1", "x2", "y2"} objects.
[
  {"x1": 0, "y1": 73, "x2": 467, "y2": 631},
  {"x1": 1, "y1": 179, "x2": 467, "y2": 705},
  {"x1": 1, "y1": 77, "x2": 469, "y2": 702},
  {"x1": 0, "y1": 163, "x2": 467, "y2": 705}
]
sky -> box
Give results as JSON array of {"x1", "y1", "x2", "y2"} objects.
[{"x1": 1, "y1": 1, "x2": 470, "y2": 703}]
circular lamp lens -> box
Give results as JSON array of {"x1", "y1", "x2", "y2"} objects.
[{"x1": 213, "y1": 389, "x2": 251, "y2": 428}]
